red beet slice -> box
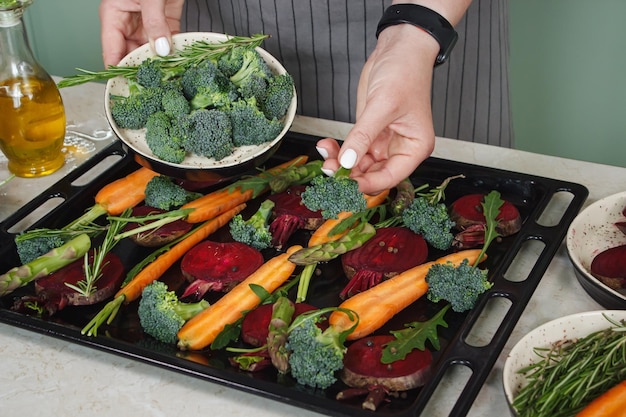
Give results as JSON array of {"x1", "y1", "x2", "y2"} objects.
[
  {"x1": 240, "y1": 302, "x2": 321, "y2": 347},
  {"x1": 25, "y1": 251, "x2": 125, "y2": 314},
  {"x1": 590, "y1": 244, "x2": 626, "y2": 291},
  {"x1": 340, "y1": 335, "x2": 432, "y2": 391},
  {"x1": 450, "y1": 193, "x2": 522, "y2": 249},
  {"x1": 616, "y1": 222, "x2": 626, "y2": 236},
  {"x1": 124, "y1": 205, "x2": 193, "y2": 247},
  {"x1": 267, "y1": 185, "x2": 324, "y2": 249},
  {"x1": 340, "y1": 227, "x2": 428, "y2": 299},
  {"x1": 180, "y1": 240, "x2": 264, "y2": 299}
]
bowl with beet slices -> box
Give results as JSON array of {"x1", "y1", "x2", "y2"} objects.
[
  {"x1": 566, "y1": 191, "x2": 626, "y2": 309},
  {"x1": 104, "y1": 32, "x2": 297, "y2": 184}
]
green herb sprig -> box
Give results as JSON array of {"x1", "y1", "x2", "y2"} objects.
[
  {"x1": 57, "y1": 33, "x2": 269, "y2": 88},
  {"x1": 512, "y1": 314, "x2": 626, "y2": 417}
]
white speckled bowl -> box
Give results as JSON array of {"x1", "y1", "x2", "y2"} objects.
[
  {"x1": 104, "y1": 32, "x2": 297, "y2": 183},
  {"x1": 503, "y1": 310, "x2": 626, "y2": 416},
  {"x1": 566, "y1": 191, "x2": 626, "y2": 309}
]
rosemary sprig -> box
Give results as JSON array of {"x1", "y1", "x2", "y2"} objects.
[
  {"x1": 57, "y1": 33, "x2": 269, "y2": 88},
  {"x1": 65, "y1": 209, "x2": 131, "y2": 297},
  {"x1": 512, "y1": 315, "x2": 626, "y2": 417}
]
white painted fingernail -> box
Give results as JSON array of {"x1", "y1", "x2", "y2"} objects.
[
  {"x1": 154, "y1": 37, "x2": 171, "y2": 56},
  {"x1": 321, "y1": 168, "x2": 335, "y2": 177},
  {"x1": 339, "y1": 148, "x2": 357, "y2": 169},
  {"x1": 316, "y1": 146, "x2": 329, "y2": 159}
]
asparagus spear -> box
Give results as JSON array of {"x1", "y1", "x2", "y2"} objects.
[
  {"x1": 287, "y1": 222, "x2": 377, "y2": 265},
  {"x1": 267, "y1": 296, "x2": 296, "y2": 373},
  {"x1": 0, "y1": 234, "x2": 91, "y2": 297}
]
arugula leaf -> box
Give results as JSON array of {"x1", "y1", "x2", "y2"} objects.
[
  {"x1": 381, "y1": 305, "x2": 450, "y2": 364},
  {"x1": 474, "y1": 190, "x2": 505, "y2": 267}
]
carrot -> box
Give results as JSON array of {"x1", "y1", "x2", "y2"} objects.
[
  {"x1": 308, "y1": 189, "x2": 390, "y2": 247},
  {"x1": 177, "y1": 244, "x2": 303, "y2": 350},
  {"x1": 329, "y1": 249, "x2": 483, "y2": 340},
  {"x1": 181, "y1": 155, "x2": 308, "y2": 224},
  {"x1": 116, "y1": 203, "x2": 246, "y2": 303},
  {"x1": 575, "y1": 380, "x2": 626, "y2": 417},
  {"x1": 66, "y1": 167, "x2": 160, "y2": 229},
  {"x1": 95, "y1": 167, "x2": 160, "y2": 215}
]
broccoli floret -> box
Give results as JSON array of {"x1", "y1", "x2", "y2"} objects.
[
  {"x1": 182, "y1": 108, "x2": 234, "y2": 160},
  {"x1": 261, "y1": 73, "x2": 294, "y2": 120},
  {"x1": 229, "y1": 199, "x2": 275, "y2": 250},
  {"x1": 138, "y1": 281, "x2": 210, "y2": 344},
  {"x1": 161, "y1": 87, "x2": 191, "y2": 118},
  {"x1": 300, "y1": 167, "x2": 367, "y2": 219},
  {"x1": 286, "y1": 312, "x2": 348, "y2": 389},
  {"x1": 144, "y1": 111, "x2": 187, "y2": 164},
  {"x1": 425, "y1": 259, "x2": 493, "y2": 313},
  {"x1": 229, "y1": 48, "x2": 273, "y2": 101},
  {"x1": 182, "y1": 59, "x2": 239, "y2": 110},
  {"x1": 217, "y1": 45, "x2": 247, "y2": 77},
  {"x1": 143, "y1": 175, "x2": 202, "y2": 211},
  {"x1": 15, "y1": 235, "x2": 68, "y2": 265},
  {"x1": 135, "y1": 58, "x2": 185, "y2": 88},
  {"x1": 110, "y1": 81, "x2": 164, "y2": 130},
  {"x1": 401, "y1": 196, "x2": 456, "y2": 250},
  {"x1": 229, "y1": 97, "x2": 283, "y2": 146}
]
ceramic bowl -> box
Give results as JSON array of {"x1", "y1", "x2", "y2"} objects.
[
  {"x1": 104, "y1": 32, "x2": 297, "y2": 184},
  {"x1": 502, "y1": 309, "x2": 626, "y2": 416},
  {"x1": 565, "y1": 191, "x2": 626, "y2": 309}
]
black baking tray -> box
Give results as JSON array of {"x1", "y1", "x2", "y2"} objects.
[{"x1": 0, "y1": 133, "x2": 588, "y2": 416}]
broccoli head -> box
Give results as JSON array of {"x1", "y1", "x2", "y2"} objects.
[
  {"x1": 229, "y1": 97, "x2": 283, "y2": 146},
  {"x1": 425, "y1": 259, "x2": 493, "y2": 312},
  {"x1": 161, "y1": 87, "x2": 191, "y2": 118},
  {"x1": 144, "y1": 111, "x2": 187, "y2": 164},
  {"x1": 229, "y1": 199, "x2": 275, "y2": 250},
  {"x1": 401, "y1": 196, "x2": 456, "y2": 250},
  {"x1": 261, "y1": 73, "x2": 295, "y2": 120},
  {"x1": 15, "y1": 235, "x2": 68, "y2": 265},
  {"x1": 229, "y1": 48, "x2": 273, "y2": 99},
  {"x1": 181, "y1": 60, "x2": 238, "y2": 103},
  {"x1": 144, "y1": 175, "x2": 202, "y2": 211},
  {"x1": 300, "y1": 167, "x2": 367, "y2": 219},
  {"x1": 109, "y1": 83, "x2": 164, "y2": 130},
  {"x1": 138, "y1": 281, "x2": 210, "y2": 344},
  {"x1": 217, "y1": 45, "x2": 247, "y2": 77},
  {"x1": 135, "y1": 58, "x2": 185, "y2": 88},
  {"x1": 286, "y1": 312, "x2": 347, "y2": 389},
  {"x1": 182, "y1": 108, "x2": 234, "y2": 160}
]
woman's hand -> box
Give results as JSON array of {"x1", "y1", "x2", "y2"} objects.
[{"x1": 99, "y1": 0, "x2": 184, "y2": 67}]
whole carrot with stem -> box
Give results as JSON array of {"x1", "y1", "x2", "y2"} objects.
[
  {"x1": 177, "y1": 245, "x2": 303, "y2": 351},
  {"x1": 81, "y1": 204, "x2": 245, "y2": 336},
  {"x1": 329, "y1": 249, "x2": 483, "y2": 340}
]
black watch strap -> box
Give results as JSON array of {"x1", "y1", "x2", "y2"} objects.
[{"x1": 376, "y1": 4, "x2": 459, "y2": 66}]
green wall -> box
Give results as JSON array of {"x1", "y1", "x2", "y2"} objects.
[
  {"x1": 509, "y1": 0, "x2": 626, "y2": 168},
  {"x1": 22, "y1": 0, "x2": 626, "y2": 168}
]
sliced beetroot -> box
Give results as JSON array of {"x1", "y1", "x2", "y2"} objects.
[
  {"x1": 18, "y1": 251, "x2": 125, "y2": 315},
  {"x1": 340, "y1": 227, "x2": 428, "y2": 299},
  {"x1": 124, "y1": 205, "x2": 193, "y2": 247},
  {"x1": 267, "y1": 185, "x2": 324, "y2": 249},
  {"x1": 241, "y1": 302, "x2": 320, "y2": 347},
  {"x1": 180, "y1": 240, "x2": 264, "y2": 299},
  {"x1": 450, "y1": 193, "x2": 522, "y2": 236},
  {"x1": 340, "y1": 335, "x2": 432, "y2": 392},
  {"x1": 616, "y1": 221, "x2": 626, "y2": 236},
  {"x1": 590, "y1": 244, "x2": 626, "y2": 291}
]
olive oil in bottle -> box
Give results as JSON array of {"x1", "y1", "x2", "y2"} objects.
[{"x1": 0, "y1": 0, "x2": 66, "y2": 177}]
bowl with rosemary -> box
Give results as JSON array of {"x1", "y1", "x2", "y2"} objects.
[
  {"x1": 502, "y1": 310, "x2": 626, "y2": 417},
  {"x1": 61, "y1": 32, "x2": 297, "y2": 184}
]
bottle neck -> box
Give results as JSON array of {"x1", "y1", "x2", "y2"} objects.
[{"x1": 0, "y1": 9, "x2": 44, "y2": 80}]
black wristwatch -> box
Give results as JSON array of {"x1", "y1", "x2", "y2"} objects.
[{"x1": 376, "y1": 4, "x2": 458, "y2": 66}]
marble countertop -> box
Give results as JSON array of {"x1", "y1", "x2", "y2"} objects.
[{"x1": 1, "y1": 81, "x2": 624, "y2": 417}]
